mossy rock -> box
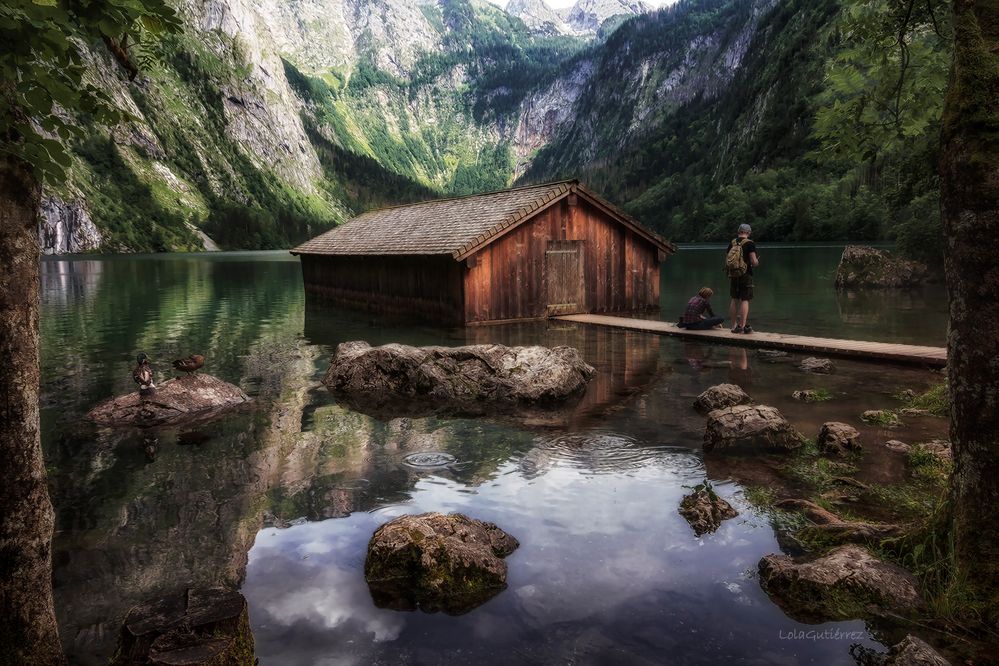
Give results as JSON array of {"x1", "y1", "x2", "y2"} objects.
[{"x1": 364, "y1": 512, "x2": 519, "y2": 615}]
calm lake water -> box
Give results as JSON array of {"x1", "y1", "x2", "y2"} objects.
[{"x1": 41, "y1": 245, "x2": 950, "y2": 664}]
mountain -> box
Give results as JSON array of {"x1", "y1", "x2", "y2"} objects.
[
  {"x1": 506, "y1": 0, "x2": 650, "y2": 37},
  {"x1": 43, "y1": 0, "x2": 942, "y2": 255}
]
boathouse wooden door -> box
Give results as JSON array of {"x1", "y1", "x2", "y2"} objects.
[{"x1": 545, "y1": 240, "x2": 584, "y2": 316}]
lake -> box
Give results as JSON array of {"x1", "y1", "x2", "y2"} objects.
[{"x1": 40, "y1": 245, "x2": 950, "y2": 664}]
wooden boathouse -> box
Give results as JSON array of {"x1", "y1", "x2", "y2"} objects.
[{"x1": 292, "y1": 180, "x2": 675, "y2": 324}]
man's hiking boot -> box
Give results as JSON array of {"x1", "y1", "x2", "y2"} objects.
[
  {"x1": 742, "y1": 325, "x2": 754, "y2": 334},
  {"x1": 731, "y1": 325, "x2": 743, "y2": 334}
]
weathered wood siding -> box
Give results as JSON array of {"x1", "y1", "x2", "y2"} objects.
[
  {"x1": 463, "y1": 197, "x2": 661, "y2": 323},
  {"x1": 300, "y1": 254, "x2": 465, "y2": 324}
]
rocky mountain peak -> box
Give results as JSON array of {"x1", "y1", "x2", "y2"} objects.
[{"x1": 506, "y1": 0, "x2": 649, "y2": 37}]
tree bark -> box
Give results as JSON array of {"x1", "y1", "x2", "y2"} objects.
[
  {"x1": 0, "y1": 155, "x2": 65, "y2": 663},
  {"x1": 940, "y1": 0, "x2": 999, "y2": 620}
]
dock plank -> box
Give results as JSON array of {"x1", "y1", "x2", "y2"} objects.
[{"x1": 554, "y1": 314, "x2": 947, "y2": 367}]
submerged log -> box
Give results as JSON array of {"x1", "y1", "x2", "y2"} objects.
[
  {"x1": 86, "y1": 374, "x2": 250, "y2": 427},
  {"x1": 364, "y1": 512, "x2": 519, "y2": 615},
  {"x1": 323, "y1": 341, "x2": 595, "y2": 418},
  {"x1": 110, "y1": 587, "x2": 254, "y2": 665}
]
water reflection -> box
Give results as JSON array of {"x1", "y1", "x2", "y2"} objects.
[{"x1": 40, "y1": 251, "x2": 952, "y2": 664}]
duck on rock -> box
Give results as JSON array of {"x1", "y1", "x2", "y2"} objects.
[
  {"x1": 132, "y1": 353, "x2": 155, "y2": 395},
  {"x1": 172, "y1": 354, "x2": 205, "y2": 375}
]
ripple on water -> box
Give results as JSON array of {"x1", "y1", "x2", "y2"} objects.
[
  {"x1": 520, "y1": 432, "x2": 704, "y2": 480},
  {"x1": 403, "y1": 452, "x2": 458, "y2": 468}
]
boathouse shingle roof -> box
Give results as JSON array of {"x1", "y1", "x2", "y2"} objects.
[{"x1": 291, "y1": 179, "x2": 673, "y2": 260}]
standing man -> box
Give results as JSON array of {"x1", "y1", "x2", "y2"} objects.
[{"x1": 726, "y1": 223, "x2": 759, "y2": 334}]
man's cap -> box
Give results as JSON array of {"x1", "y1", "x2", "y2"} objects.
[{"x1": 738, "y1": 223, "x2": 752, "y2": 234}]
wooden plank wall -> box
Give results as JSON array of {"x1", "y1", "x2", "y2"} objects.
[
  {"x1": 463, "y1": 198, "x2": 661, "y2": 322},
  {"x1": 301, "y1": 254, "x2": 465, "y2": 324}
]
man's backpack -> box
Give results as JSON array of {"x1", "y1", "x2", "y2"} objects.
[{"x1": 725, "y1": 238, "x2": 748, "y2": 278}]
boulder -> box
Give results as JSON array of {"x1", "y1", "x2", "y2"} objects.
[
  {"x1": 364, "y1": 512, "x2": 519, "y2": 614},
  {"x1": 835, "y1": 245, "x2": 930, "y2": 289},
  {"x1": 799, "y1": 357, "x2": 834, "y2": 374},
  {"x1": 913, "y1": 439, "x2": 952, "y2": 463},
  {"x1": 678, "y1": 485, "x2": 738, "y2": 536},
  {"x1": 703, "y1": 404, "x2": 804, "y2": 452},
  {"x1": 853, "y1": 635, "x2": 952, "y2": 666},
  {"x1": 110, "y1": 587, "x2": 254, "y2": 665},
  {"x1": 817, "y1": 422, "x2": 862, "y2": 455},
  {"x1": 323, "y1": 341, "x2": 595, "y2": 418},
  {"x1": 693, "y1": 383, "x2": 751, "y2": 414},
  {"x1": 86, "y1": 374, "x2": 249, "y2": 427},
  {"x1": 758, "y1": 545, "x2": 924, "y2": 622}
]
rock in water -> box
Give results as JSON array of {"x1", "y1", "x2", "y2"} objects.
[
  {"x1": 678, "y1": 485, "x2": 738, "y2": 536},
  {"x1": 758, "y1": 545, "x2": 924, "y2": 622},
  {"x1": 323, "y1": 341, "x2": 595, "y2": 418},
  {"x1": 110, "y1": 587, "x2": 254, "y2": 665},
  {"x1": 817, "y1": 422, "x2": 862, "y2": 455},
  {"x1": 86, "y1": 374, "x2": 249, "y2": 427},
  {"x1": 693, "y1": 383, "x2": 751, "y2": 414},
  {"x1": 835, "y1": 245, "x2": 930, "y2": 289},
  {"x1": 703, "y1": 404, "x2": 804, "y2": 452},
  {"x1": 364, "y1": 512, "x2": 519, "y2": 614},
  {"x1": 792, "y1": 389, "x2": 827, "y2": 403},
  {"x1": 853, "y1": 635, "x2": 952, "y2": 666},
  {"x1": 885, "y1": 440, "x2": 911, "y2": 453},
  {"x1": 799, "y1": 357, "x2": 834, "y2": 374}
]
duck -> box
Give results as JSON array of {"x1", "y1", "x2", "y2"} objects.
[
  {"x1": 132, "y1": 353, "x2": 155, "y2": 392},
  {"x1": 172, "y1": 354, "x2": 205, "y2": 375}
]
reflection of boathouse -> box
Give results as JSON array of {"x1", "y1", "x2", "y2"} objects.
[{"x1": 292, "y1": 180, "x2": 675, "y2": 324}]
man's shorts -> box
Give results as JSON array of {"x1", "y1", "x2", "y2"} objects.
[{"x1": 730, "y1": 274, "x2": 754, "y2": 301}]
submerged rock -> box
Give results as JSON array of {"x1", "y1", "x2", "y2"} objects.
[
  {"x1": 792, "y1": 389, "x2": 830, "y2": 403},
  {"x1": 799, "y1": 357, "x2": 834, "y2": 374},
  {"x1": 703, "y1": 404, "x2": 804, "y2": 452},
  {"x1": 862, "y1": 409, "x2": 903, "y2": 428},
  {"x1": 364, "y1": 512, "x2": 519, "y2": 615},
  {"x1": 835, "y1": 245, "x2": 930, "y2": 289},
  {"x1": 678, "y1": 485, "x2": 738, "y2": 536},
  {"x1": 110, "y1": 587, "x2": 254, "y2": 665},
  {"x1": 885, "y1": 439, "x2": 911, "y2": 453},
  {"x1": 853, "y1": 635, "x2": 952, "y2": 666},
  {"x1": 693, "y1": 383, "x2": 751, "y2": 414},
  {"x1": 758, "y1": 545, "x2": 924, "y2": 622},
  {"x1": 323, "y1": 341, "x2": 595, "y2": 418},
  {"x1": 86, "y1": 374, "x2": 250, "y2": 427},
  {"x1": 817, "y1": 422, "x2": 862, "y2": 455}
]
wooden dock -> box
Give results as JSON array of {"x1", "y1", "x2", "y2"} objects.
[{"x1": 554, "y1": 314, "x2": 947, "y2": 367}]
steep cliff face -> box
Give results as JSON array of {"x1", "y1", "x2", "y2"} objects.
[{"x1": 56, "y1": 0, "x2": 786, "y2": 252}]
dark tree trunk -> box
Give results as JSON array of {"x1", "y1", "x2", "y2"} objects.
[
  {"x1": 940, "y1": 0, "x2": 999, "y2": 619},
  {"x1": 0, "y1": 155, "x2": 64, "y2": 663}
]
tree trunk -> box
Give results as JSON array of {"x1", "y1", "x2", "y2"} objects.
[
  {"x1": 0, "y1": 155, "x2": 65, "y2": 663},
  {"x1": 940, "y1": 0, "x2": 999, "y2": 620}
]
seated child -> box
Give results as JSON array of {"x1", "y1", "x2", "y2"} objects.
[{"x1": 678, "y1": 287, "x2": 725, "y2": 330}]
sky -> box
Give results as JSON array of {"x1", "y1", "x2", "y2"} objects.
[{"x1": 486, "y1": 0, "x2": 675, "y2": 8}]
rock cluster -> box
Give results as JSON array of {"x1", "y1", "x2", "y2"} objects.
[
  {"x1": 817, "y1": 421, "x2": 862, "y2": 455},
  {"x1": 678, "y1": 485, "x2": 738, "y2": 536},
  {"x1": 323, "y1": 341, "x2": 595, "y2": 418},
  {"x1": 86, "y1": 374, "x2": 250, "y2": 427},
  {"x1": 364, "y1": 512, "x2": 519, "y2": 614},
  {"x1": 703, "y1": 404, "x2": 804, "y2": 452},
  {"x1": 693, "y1": 383, "x2": 751, "y2": 414},
  {"x1": 110, "y1": 587, "x2": 254, "y2": 665},
  {"x1": 835, "y1": 245, "x2": 930, "y2": 289},
  {"x1": 759, "y1": 545, "x2": 924, "y2": 622}
]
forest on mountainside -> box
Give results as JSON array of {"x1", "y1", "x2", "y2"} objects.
[{"x1": 51, "y1": 0, "x2": 948, "y2": 260}]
